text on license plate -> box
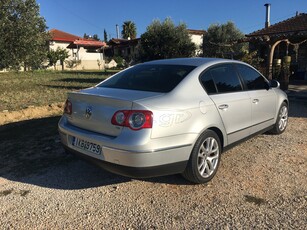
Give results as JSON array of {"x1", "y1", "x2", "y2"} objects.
[{"x1": 72, "y1": 137, "x2": 102, "y2": 155}]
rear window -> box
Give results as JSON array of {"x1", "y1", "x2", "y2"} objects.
[{"x1": 98, "y1": 64, "x2": 196, "y2": 93}]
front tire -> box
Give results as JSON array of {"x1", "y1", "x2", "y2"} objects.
[
  {"x1": 270, "y1": 102, "x2": 288, "y2": 134},
  {"x1": 182, "y1": 130, "x2": 221, "y2": 184}
]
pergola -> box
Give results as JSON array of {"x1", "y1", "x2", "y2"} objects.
[
  {"x1": 67, "y1": 39, "x2": 106, "y2": 50},
  {"x1": 246, "y1": 13, "x2": 307, "y2": 80}
]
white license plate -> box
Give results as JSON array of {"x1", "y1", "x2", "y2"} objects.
[{"x1": 72, "y1": 137, "x2": 102, "y2": 155}]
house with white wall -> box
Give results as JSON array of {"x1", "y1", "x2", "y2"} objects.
[
  {"x1": 187, "y1": 29, "x2": 206, "y2": 56},
  {"x1": 49, "y1": 29, "x2": 106, "y2": 70},
  {"x1": 104, "y1": 29, "x2": 206, "y2": 63}
]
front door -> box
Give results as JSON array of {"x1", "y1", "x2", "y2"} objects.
[
  {"x1": 248, "y1": 89, "x2": 276, "y2": 134},
  {"x1": 235, "y1": 64, "x2": 277, "y2": 134}
]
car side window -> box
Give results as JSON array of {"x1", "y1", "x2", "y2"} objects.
[
  {"x1": 200, "y1": 71, "x2": 217, "y2": 94},
  {"x1": 236, "y1": 64, "x2": 268, "y2": 90},
  {"x1": 200, "y1": 64, "x2": 242, "y2": 94}
]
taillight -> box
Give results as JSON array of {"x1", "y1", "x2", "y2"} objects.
[
  {"x1": 64, "y1": 99, "x2": 72, "y2": 115},
  {"x1": 111, "y1": 110, "x2": 153, "y2": 130}
]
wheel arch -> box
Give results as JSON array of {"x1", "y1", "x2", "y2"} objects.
[
  {"x1": 274, "y1": 99, "x2": 289, "y2": 122},
  {"x1": 207, "y1": 127, "x2": 224, "y2": 152},
  {"x1": 182, "y1": 126, "x2": 223, "y2": 183}
]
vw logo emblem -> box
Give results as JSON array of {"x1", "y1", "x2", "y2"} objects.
[{"x1": 85, "y1": 106, "x2": 92, "y2": 119}]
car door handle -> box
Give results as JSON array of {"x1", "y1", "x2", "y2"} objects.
[
  {"x1": 252, "y1": 99, "x2": 259, "y2": 104},
  {"x1": 218, "y1": 104, "x2": 229, "y2": 110}
]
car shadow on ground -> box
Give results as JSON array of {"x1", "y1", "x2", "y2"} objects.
[
  {"x1": 18, "y1": 158, "x2": 192, "y2": 190},
  {"x1": 0, "y1": 116, "x2": 190, "y2": 189},
  {"x1": 0, "y1": 116, "x2": 129, "y2": 189}
]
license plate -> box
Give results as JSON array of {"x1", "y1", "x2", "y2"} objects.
[{"x1": 72, "y1": 137, "x2": 102, "y2": 155}]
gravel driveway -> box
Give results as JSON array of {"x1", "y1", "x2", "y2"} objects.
[{"x1": 0, "y1": 99, "x2": 306, "y2": 229}]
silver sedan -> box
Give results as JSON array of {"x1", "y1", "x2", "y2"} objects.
[{"x1": 58, "y1": 58, "x2": 288, "y2": 184}]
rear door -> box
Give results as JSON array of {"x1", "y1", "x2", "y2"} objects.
[
  {"x1": 200, "y1": 64, "x2": 252, "y2": 144},
  {"x1": 235, "y1": 64, "x2": 276, "y2": 134}
]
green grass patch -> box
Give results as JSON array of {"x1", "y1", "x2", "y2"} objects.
[{"x1": 0, "y1": 70, "x2": 117, "y2": 111}]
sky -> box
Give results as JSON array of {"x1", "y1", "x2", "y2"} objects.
[{"x1": 38, "y1": 0, "x2": 307, "y2": 39}]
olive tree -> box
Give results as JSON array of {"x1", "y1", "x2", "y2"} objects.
[
  {"x1": 47, "y1": 47, "x2": 69, "y2": 71},
  {"x1": 202, "y1": 21, "x2": 247, "y2": 59},
  {"x1": 0, "y1": 0, "x2": 49, "y2": 71},
  {"x1": 139, "y1": 18, "x2": 196, "y2": 61}
]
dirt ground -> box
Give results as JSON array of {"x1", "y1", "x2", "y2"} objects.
[{"x1": 0, "y1": 103, "x2": 63, "y2": 126}]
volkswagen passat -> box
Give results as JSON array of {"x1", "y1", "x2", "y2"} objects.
[{"x1": 58, "y1": 58, "x2": 288, "y2": 183}]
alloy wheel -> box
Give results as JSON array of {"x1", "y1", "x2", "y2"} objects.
[
  {"x1": 197, "y1": 137, "x2": 220, "y2": 178},
  {"x1": 278, "y1": 105, "x2": 288, "y2": 132}
]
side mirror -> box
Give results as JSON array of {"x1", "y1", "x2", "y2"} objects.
[{"x1": 270, "y1": 80, "x2": 280, "y2": 88}]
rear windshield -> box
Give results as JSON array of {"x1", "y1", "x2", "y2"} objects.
[{"x1": 98, "y1": 64, "x2": 196, "y2": 93}]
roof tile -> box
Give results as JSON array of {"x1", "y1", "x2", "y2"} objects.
[
  {"x1": 247, "y1": 13, "x2": 307, "y2": 37},
  {"x1": 49, "y1": 29, "x2": 81, "y2": 42}
]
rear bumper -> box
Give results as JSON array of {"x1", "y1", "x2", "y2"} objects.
[
  {"x1": 58, "y1": 116, "x2": 194, "y2": 178},
  {"x1": 64, "y1": 146, "x2": 188, "y2": 178}
]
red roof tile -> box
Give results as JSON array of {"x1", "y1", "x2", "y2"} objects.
[
  {"x1": 188, "y1": 29, "x2": 206, "y2": 35},
  {"x1": 247, "y1": 13, "x2": 307, "y2": 37},
  {"x1": 49, "y1": 29, "x2": 81, "y2": 42},
  {"x1": 67, "y1": 39, "x2": 106, "y2": 48}
]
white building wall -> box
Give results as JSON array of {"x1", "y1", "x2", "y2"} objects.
[
  {"x1": 49, "y1": 41, "x2": 69, "y2": 51},
  {"x1": 190, "y1": 34, "x2": 203, "y2": 47},
  {"x1": 190, "y1": 34, "x2": 203, "y2": 56},
  {"x1": 48, "y1": 41, "x2": 104, "y2": 70},
  {"x1": 77, "y1": 47, "x2": 102, "y2": 60},
  {"x1": 48, "y1": 41, "x2": 71, "y2": 70}
]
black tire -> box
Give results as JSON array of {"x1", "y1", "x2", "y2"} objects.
[
  {"x1": 182, "y1": 130, "x2": 221, "y2": 184},
  {"x1": 270, "y1": 102, "x2": 288, "y2": 135}
]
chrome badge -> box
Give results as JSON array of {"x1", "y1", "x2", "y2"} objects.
[{"x1": 85, "y1": 106, "x2": 92, "y2": 119}]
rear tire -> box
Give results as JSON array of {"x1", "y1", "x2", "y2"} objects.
[
  {"x1": 270, "y1": 102, "x2": 288, "y2": 134},
  {"x1": 182, "y1": 130, "x2": 221, "y2": 184}
]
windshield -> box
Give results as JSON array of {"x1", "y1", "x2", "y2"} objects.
[{"x1": 98, "y1": 64, "x2": 196, "y2": 93}]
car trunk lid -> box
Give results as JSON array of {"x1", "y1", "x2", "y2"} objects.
[{"x1": 66, "y1": 87, "x2": 161, "y2": 137}]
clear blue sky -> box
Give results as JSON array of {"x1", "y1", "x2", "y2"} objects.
[{"x1": 39, "y1": 0, "x2": 307, "y2": 39}]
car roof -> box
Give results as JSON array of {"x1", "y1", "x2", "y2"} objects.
[{"x1": 143, "y1": 57, "x2": 244, "y2": 67}]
